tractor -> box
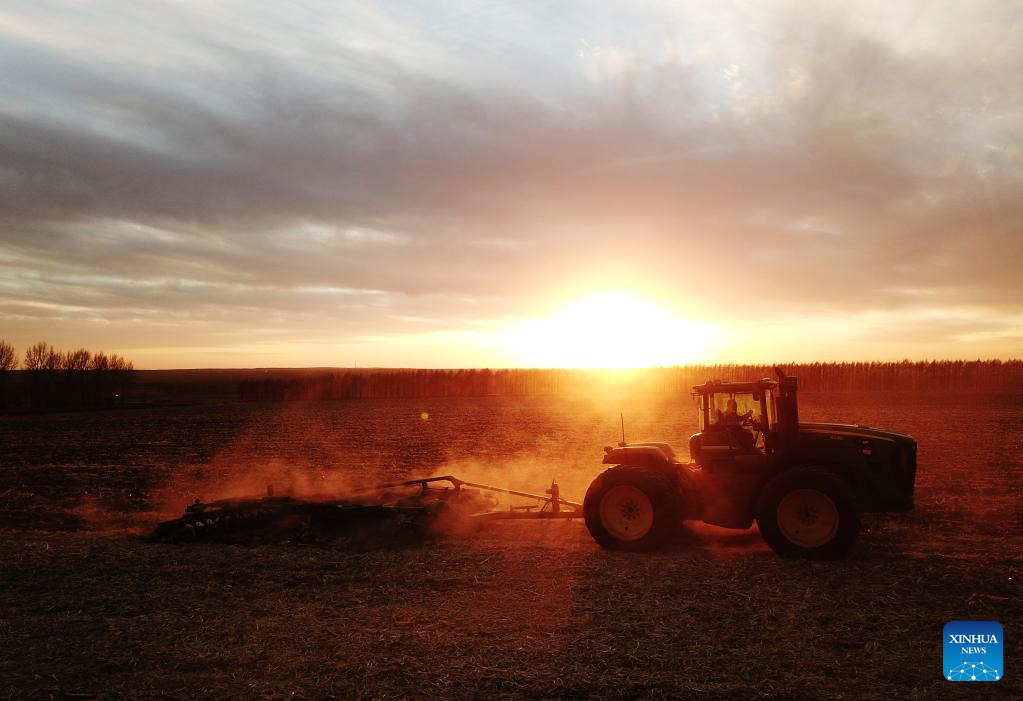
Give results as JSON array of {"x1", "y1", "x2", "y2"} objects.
[{"x1": 583, "y1": 368, "x2": 917, "y2": 558}]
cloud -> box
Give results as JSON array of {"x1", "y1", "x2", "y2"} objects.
[{"x1": 0, "y1": 0, "x2": 1021, "y2": 364}]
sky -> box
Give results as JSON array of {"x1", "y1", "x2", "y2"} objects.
[{"x1": 1, "y1": 0, "x2": 1021, "y2": 368}]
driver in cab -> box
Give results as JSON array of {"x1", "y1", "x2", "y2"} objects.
[
  {"x1": 716, "y1": 399, "x2": 757, "y2": 452},
  {"x1": 717, "y1": 398, "x2": 752, "y2": 425}
]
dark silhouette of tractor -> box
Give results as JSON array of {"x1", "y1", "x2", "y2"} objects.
[{"x1": 584, "y1": 368, "x2": 916, "y2": 558}]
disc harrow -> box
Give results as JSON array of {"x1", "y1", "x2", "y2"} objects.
[{"x1": 150, "y1": 475, "x2": 582, "y2": 544}]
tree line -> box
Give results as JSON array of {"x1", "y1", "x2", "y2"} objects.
[
  {"x1": 2, "y1": 353, "x2": 1018, "y2": 411},
  {"x1": 236, "y1": 360, "x2": 1023, "y2": 401},
  {"x1": 0, "y1": 341, "x2": 134, "y2": 411}
]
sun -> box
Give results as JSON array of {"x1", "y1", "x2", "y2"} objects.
[{"x1": 506, "y1": 290, "x2": 718, "y2": 368}]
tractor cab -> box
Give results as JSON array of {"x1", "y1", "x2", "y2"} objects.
[
  {"x1": 696, "y1": 381, "x2": 773, "y2": 451},
  {"x1": 688, "y1": 371, "x2": 798, "y2": 471}
]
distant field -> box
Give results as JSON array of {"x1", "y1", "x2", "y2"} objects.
[{"x1": 0, "y1": 392, "x2": 1020, "y2": 698}]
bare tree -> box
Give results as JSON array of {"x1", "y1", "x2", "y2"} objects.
[
  {"x1": 90, "y1": 352, "x2": 110, "y2": 371},
  {"x1": 23, "y1": 341, "x2": 51, "y2": 371},
  {"x1": 108, "y1": 354, "x2": 133, "y2": 371},
  {"x1": 0, "y1": 341, "x2": 16, "y2": 371},
  {"x1": 62, "y1": 348, "x2": 92, "y2": 371},
  {"x1": 43, "y1": 346, "x2": 61, "y2": 371},
  {"x1": 108, "y1": 354, "x2": 134, "y2": 407}
]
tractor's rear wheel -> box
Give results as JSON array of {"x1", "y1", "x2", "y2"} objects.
[
  {"x1": 755, "y1": 467, "x2": 860, "y2": 559},
  {"x1": 584, "y1": 465, "x2": 682, "y2": 552}
]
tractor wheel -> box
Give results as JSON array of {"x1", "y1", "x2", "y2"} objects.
[
  {"x1": 583, "y1": 465, "x2": 682, "y2": 552},
  {"x1": 755, "y1": 467, "x2": 860, "y2": 559}
]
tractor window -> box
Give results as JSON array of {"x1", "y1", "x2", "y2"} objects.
[{"x1": 708, "y1": 392, "x2": 760, "y2": 425}]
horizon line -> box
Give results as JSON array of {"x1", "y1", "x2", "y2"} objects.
[{"x1": 112, "y1": 357, "x2": 1023, "y2": 372}]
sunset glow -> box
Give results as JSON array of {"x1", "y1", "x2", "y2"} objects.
[{"x1": 507, "y1": 292, "x2": 718, "y2": 368}]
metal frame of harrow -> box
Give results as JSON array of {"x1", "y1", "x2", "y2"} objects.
[{"x1": 356, "y1": 475, "x2": 583, "y2": 520}]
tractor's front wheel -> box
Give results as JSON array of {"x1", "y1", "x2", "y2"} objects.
[
  {"x1": 584, "y1": 465, "x2": 682, "y2": 552},
  {"x1": 756, "y1": 467, "x2": 860, "y2": 559}
]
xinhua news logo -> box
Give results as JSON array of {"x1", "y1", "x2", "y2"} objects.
[{"x1": 944, "y1": 621, "x2": 1002, "y2": 681}]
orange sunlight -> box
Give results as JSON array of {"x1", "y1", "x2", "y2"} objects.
[{"x1": 505, "y1": 291, "x2": 719, "y2": 369}]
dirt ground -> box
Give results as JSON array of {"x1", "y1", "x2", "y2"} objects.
[{"x1": 0, "y1": 392, "x2": 1020, "y2": 699}]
